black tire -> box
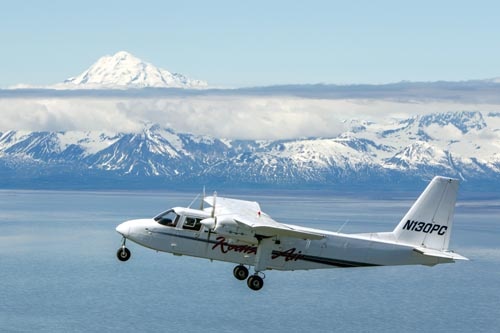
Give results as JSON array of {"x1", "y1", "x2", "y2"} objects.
[
  {"x1": 247, "y1": 275, "x2": 264, "y2": 291},
  {"x1": 233, "y1": 265, "x2": 249, "y2": 280},
  {"x1": 117, "y1": 247, "x2": 131, "y2": 261}
]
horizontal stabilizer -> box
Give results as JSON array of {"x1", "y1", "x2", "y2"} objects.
[{"x1": 413, "y1": 247, "x2": 468, "y2": 261}]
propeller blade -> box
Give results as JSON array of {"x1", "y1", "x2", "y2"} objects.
[
  {"x1": 211, "y1": 191, "x2": 217, "y2": 218},
  {"x1": 199, "y1": 186, "x2": 206, "y2": 210}
]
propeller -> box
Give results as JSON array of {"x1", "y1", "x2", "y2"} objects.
[
  {"x1": 203, "y1": 191, "x2": 218, "y2": 251},
  {"x1": 200, "y1": 191, "x2": 218, "y2": 230}
]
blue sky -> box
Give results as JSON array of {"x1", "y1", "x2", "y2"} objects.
[{"x1": 2, "y1": 0, "x2": 500, "y2": 87}]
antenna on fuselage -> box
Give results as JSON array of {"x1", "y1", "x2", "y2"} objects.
[
  {"x1": 337, "y1": 220, "x2": 350, "y2": 233},
  {"x1": 188, "y1": 193, "x2": 200, "y2": 209}
]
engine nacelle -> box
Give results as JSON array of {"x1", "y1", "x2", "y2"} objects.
[
  {"x1": 213, "y1": 217, "x2": 257, "y2": 244},
  {"x1": 200, "y1": 217, "x2": 216, "y2": 229}
]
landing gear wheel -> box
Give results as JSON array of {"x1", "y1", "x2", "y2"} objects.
[
  {"x1": 117, "y1": 247, "x2": 131, "y2": 261},
  {"x1": 247, "y1": 274, "x2": 264, "y2": 291},
  {"x1": 233, "y1": 265, "x2": 249, "y2": 280}
]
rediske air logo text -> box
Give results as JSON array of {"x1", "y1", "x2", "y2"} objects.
[{"x1": 402, "y1": 220, "x2": 447, "y2": 235}]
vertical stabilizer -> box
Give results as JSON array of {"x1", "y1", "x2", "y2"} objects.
[{"x1": 393, "y1": 176, "x2": 459, "y2": 251}]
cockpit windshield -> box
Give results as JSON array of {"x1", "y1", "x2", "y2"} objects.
[{"x1": 154, "y1": 210, "x2": 179, "y2": 227}]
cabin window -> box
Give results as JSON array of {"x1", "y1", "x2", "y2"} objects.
[
  {"x1": 183, "y1": 216, "x2": 203, "y2": 231},
  {"x1": 154, "y1": 210, "x2": 179, "y2": 227}
]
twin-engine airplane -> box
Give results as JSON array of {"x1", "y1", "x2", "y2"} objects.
[{"x1": 116, "y1": 176, "x2": 467, "y2": 291}]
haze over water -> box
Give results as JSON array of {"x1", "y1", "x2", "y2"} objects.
[{"x1": 0, "y1": 189, "x2": 498, "y2": 332}]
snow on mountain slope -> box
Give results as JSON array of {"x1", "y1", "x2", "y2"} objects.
[
  {"x1": 84, "y1": 126, "x2": 190, "y2": 176},
  {"x1": 384, "y1": 141, "x2": 453, "y2": 171},
  {"x1": 267, "y1": 138, "x2": 377, "y2": 170},
  {"x1": 0, "y1": 131, "x2": 68, "y2": 161},
  {"x1": 56, "y1": 131, "x2": 121, "y2": 155},
  {"x1": 0, "y1": 130, "x2": 120, "y2": 160},
  {"x1": 350, "y1": 111, "x2": 497, "y2": 160},
  {"x1": 62, "y1": 51, "x2": 207, "y2": 89}
]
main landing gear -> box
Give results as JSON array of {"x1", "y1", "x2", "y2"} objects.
[
  {"x1": 117, "y1": 238, "x2": 131, "y2": 262},
  {"x1": 247, "y1": 274, "x2": 264, "y2": 291},
  {"x1": 233, "y1": 265, "x2": 265, "y2": 291},
  {"x1": 233, "y1": 265, "x2": 249, "y2": 280}
]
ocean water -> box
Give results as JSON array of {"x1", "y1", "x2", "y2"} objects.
[{"x1": 0, "y1": 189, "x2": 498, "y2": 333}]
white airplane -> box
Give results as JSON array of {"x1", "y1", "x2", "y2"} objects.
[{"x1": 115, "y1": 176, "x2": 468, "y2": 291}]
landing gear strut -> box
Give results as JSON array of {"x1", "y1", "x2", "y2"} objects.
[{"x1": 117, "y1": 238, "x2": 131, "y2": 261}]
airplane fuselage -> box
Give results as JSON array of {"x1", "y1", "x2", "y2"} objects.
[{"x1": 117, "y1": 209, "x2": 451, "y2": 272}]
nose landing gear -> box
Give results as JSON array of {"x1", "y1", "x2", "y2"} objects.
[{"x1": 117, "y1": 238, "x2": 131, "y2": 262}]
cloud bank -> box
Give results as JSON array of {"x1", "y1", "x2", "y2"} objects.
[{"x1": 2, "y1": 83, "x2": 500, "y2": 140}]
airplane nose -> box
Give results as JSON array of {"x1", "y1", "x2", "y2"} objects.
[{"x1": 116, "y1": 221, "x2": 131, "y2": 237}]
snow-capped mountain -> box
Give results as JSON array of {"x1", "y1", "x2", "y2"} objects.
[
  {"x1": 62, "y1": 51, "x2": 208, "y2": 89},
  {"x1": 1, "y1": 111, "x2": 500, "y2": 189}
]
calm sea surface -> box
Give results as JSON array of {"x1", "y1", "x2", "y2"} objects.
[{"x1": 0, "y1": 189, "x2": 498, "y2": 332}]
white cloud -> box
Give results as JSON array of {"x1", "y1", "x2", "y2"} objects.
[
  {"x1": 1, "y1": 93, "x2": 500, "y2": 140},
  {"x1": 0, "y1": 98, "x2": 141, "y2": 133}
]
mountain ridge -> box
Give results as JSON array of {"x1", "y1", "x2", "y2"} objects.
[{"x1": 1, "y1": 110, "x2": 499, "y2": 190}]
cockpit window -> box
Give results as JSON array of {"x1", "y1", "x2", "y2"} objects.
[
  {"x1": 183, "y1": 216, "x2": 203, "y2": 231},
  {"x1": 154, "y1": 210, "x2": 179, "y2": 227}
]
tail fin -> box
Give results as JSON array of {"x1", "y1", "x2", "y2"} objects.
[{"x1": 393, "y1": 176, "x2": 459, "y2": 251}]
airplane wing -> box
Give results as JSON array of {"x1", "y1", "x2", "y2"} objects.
[
  {"x1": 235, "y1": 214, "x2": 325, "y2": 240},
  {"x1": 204, "y1": 196, "x2": 325, "y2": 240},
  {"x1": 205, "y1": 196, "x2": 261, "y2": 216}
]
